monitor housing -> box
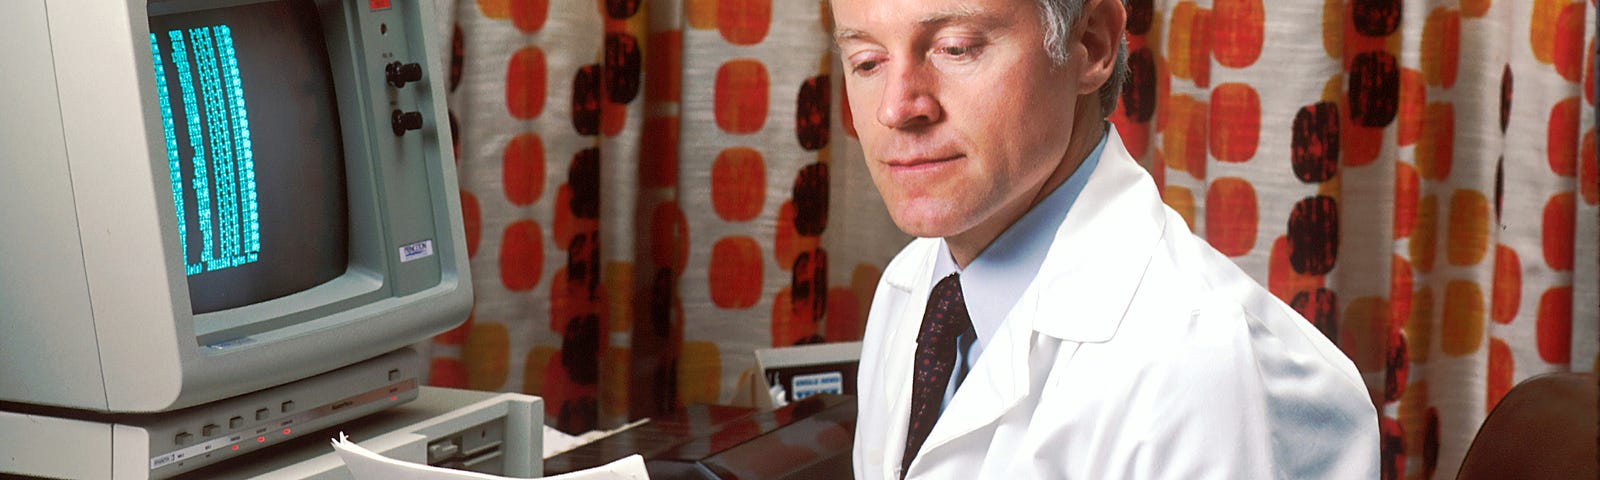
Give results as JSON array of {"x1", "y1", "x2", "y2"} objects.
[{"x1": 0, "y1": 0, "x2": 469, "y2": 415}]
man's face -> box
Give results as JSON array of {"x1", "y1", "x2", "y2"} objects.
[{"x1": 833, "y1": 0, "x2": 1084, "y2": 241}]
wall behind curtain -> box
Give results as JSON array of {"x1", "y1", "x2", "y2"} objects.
[{"x1": 425, "y1": 1, "x2": 1598, "y2": 478}]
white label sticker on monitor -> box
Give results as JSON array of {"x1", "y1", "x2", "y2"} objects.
[
  {"x1": 790, "y1": 372, "x2": 844, "y2": 400},
  {"x1": 399, "y1": 240, "x2": 435, "y2": 262}
]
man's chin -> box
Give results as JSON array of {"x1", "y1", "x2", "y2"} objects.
[{"x1": 886, "y1": 213, "x2": 965, "y2": 240}]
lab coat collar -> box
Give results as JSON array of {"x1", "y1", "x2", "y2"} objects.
[{"x1": 1025, "y1": 126, "x2": 1166, "y2": 343}]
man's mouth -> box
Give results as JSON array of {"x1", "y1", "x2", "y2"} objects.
[{"x1": 885, "y1": 154, "x2": 963, "y2": 168}]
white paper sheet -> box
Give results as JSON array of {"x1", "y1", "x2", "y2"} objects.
[
  {"x1": 332, "y1": 433, "x2": 649, "y2": 480},
  {"x1": 542, "y1": 418, "x2": 651, "y2": 458}
]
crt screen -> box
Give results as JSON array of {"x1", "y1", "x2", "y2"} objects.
[{"x1": 148, "y1": 0, "x2": 349, "y2": 315}]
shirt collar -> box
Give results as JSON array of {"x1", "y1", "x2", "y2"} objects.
[{"x1": 932, "y1": 125, "x2": 1110, "y2": 353}]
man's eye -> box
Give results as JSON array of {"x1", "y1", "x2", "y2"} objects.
[
  {"x1": 938, "y1": 44, "x2": 982, "y2": 58},
  {"x1": 852, "y1": 60, "x2": 881, "y2": 73}
]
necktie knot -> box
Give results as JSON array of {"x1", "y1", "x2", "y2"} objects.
[{"x1": 917, "y1": 273, "x2": 971, "y2": 345}]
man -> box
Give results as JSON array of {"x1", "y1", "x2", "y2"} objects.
[{"x1": 831, "y1": 0, "x2": 1380, "y2": 478}]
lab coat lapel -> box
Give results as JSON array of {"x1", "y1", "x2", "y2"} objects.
[
  {"x1": 915, "y1": 288, "x2": 1035, "y2": 456},
  {"x1": 878, "y1": 239, "x2": 940, "y2": 477}
]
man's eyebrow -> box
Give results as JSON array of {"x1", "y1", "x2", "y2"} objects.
[
  {"x1": 833, "y1": 27, "x2": 871, "y2": 45},
  {"x1": 914, "y1": 5, "x2": 991, "y2": 28},
  {"x1": 833, "y1": 6, "x2": 1004, "y2": 45}
]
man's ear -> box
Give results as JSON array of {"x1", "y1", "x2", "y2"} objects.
[{"x1": 1076, "y1": 0, "x2": 1126, "y2": 96}]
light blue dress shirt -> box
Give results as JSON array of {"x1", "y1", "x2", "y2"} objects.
[{"x1": 933, "y1": 126, "x2": 1109, "y2": 406}]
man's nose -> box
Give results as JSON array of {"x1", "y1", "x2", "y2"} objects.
[{"x1": 877, "y1": 62, "x2": 942, "y2": 129}]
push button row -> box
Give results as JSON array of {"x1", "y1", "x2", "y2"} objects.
[{"x1": 174, "y1": 401, "x2": 298, "y2": 445}]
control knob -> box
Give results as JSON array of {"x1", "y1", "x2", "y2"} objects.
[
  {"x1": 392, "y1": 110, "x2": 423, "y2": 136},
  {"x1": 386, "y1": 61, "x2": 423, "y2": 88}
]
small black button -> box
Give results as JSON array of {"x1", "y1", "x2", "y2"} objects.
[{"x1": 391, "y1": 110, "x2": 424, "y2": 136}]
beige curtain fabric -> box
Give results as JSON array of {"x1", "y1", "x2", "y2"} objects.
[{"x1": 428, "y1": 1, "x2": 1597, "y2": 478}]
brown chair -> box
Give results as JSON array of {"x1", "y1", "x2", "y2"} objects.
[{"x1": 1457, "y1": 372, "x2": 1599, "y2": 480}]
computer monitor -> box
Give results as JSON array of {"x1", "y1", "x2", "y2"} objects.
[{"x1": 0, "y1": 0, "x2": 468, "y2": 414}]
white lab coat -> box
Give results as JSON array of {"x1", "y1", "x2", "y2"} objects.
[{"x1": 854, "y1": 131, "x2": 1380, "y2": 479}]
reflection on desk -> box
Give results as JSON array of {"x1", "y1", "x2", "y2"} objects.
[{"x1": 544, "y1": 394, "x2": 855, "y2": 480}]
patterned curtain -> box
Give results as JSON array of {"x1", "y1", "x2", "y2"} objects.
[
  {"x1": 1112, "y1": 1, "x2": 1598, "y2": 478},
  {"x1": 426, "y1": 1, "x2": 1598, "y2": 478},
  {"x1": 424, "y1": 0, "x2": 904, "y2": 435}
]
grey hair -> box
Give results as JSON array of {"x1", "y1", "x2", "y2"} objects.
[{"x1": 1035, "y1": 0, "x2": 1129, "y2": 117}]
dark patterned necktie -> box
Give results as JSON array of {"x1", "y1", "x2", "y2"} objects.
[{"x1": 900, "y1": 273, "x2": 972, "y2": 478}]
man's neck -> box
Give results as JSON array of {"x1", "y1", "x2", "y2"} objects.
[{"x1": 946, "y1": 104, "x2": 1107, "y2": 267}]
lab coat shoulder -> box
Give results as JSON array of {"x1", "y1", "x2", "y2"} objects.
[
  {"x1": 1024, "y1": 206, "x2": 1378, "y2": 479},
  {"x1": 1173, "y1": 220, "x2": 1381, "y2": 479},
  {"x1": 1019, "y1": 229, "x2": 1270, "y2": 478}
]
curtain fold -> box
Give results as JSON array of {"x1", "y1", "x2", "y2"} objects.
[{"x1": 430, "y1": 1, "x2": 1597, "y2": 478}]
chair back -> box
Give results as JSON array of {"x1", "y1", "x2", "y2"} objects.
[{"x1": 1457, "y1": 372, "x2": 1598, "y2": 480}]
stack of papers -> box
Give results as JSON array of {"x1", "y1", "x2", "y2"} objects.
[{"x1": 332, "y1": 433, "x2": 648, "y2": 480}]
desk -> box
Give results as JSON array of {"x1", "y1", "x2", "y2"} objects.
[{"x1": 545, "y1": 394, "x2": 855, "y2": 479}]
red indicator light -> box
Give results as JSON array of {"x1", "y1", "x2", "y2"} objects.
[
  {"x1": 257, "y1": 436, "x2": 266, "y2": 443},
  {"x1": 231, "y1": 445, "x2": 240, "y2": 451},
  {"x1": 283, "y1": 428, "x2": 292, "y2": 435},
  {"x1": 390, "y1": 396, "x2": 398, "y2": 401}
]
